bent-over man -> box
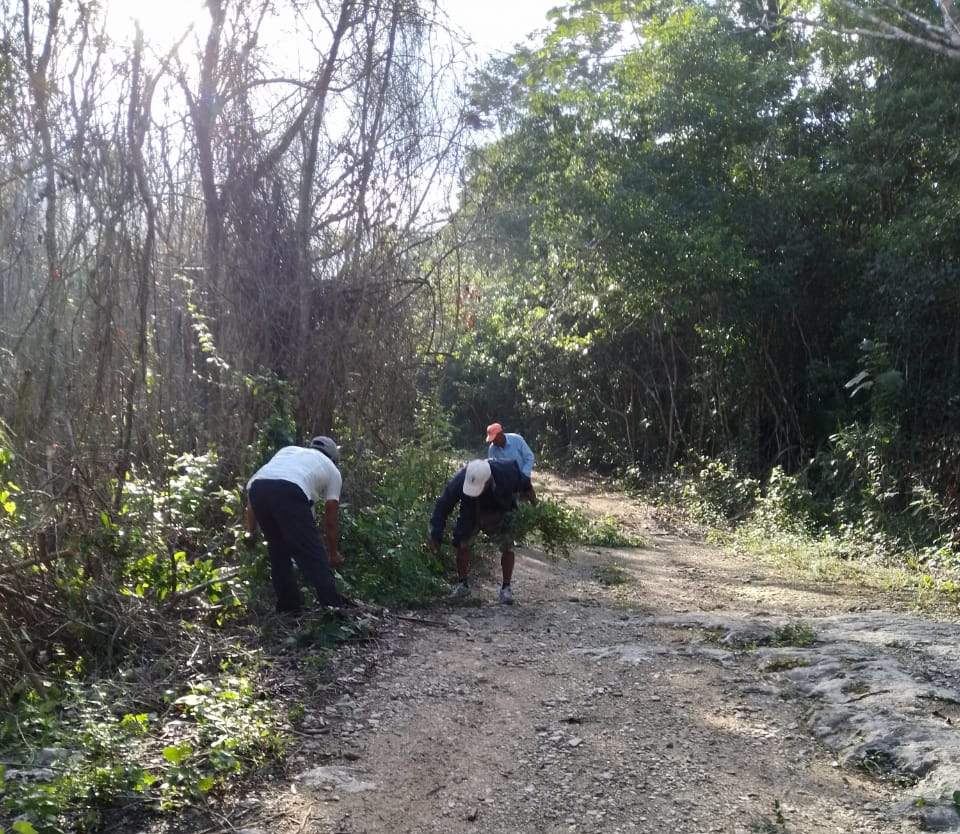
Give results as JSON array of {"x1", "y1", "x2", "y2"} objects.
[
  {"x1": 427, "y1": 458, "x2": 536, "y2": 605},
  {"x1": 245, "y1": 436, "x2": 348, "y2": 613}
]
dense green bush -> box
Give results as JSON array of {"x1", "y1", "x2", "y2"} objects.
[
  {"x1": 512, "y1": 498, "x2": 586, "y2": 560},
  {"x1": 337, "y1": 442, "x2": 451, "y2": 608},
  {"x1": 751, "y1": 467, "x2": 821, "y2": 537},
  {"x1": 658, "y1": 455, "x2": 760, "y2": 527},
  {"x1": 333, "y1": 402, "x2": 456, "y2": 607}
]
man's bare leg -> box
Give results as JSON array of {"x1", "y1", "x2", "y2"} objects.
[
  {"x1": 501, "y1": 549, "x2": 515, "y2": 585},
  {"x1": 456, "y1": 546, "x2": 472, "y2": 582}
]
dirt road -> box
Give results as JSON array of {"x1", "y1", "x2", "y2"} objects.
[{"x1": 150, "y1": 476, "x2": 960, "y2": 834}]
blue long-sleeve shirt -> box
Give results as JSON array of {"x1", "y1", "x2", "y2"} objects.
[
  {"x1": 429, "y1": 460, "x2": 532, "y2": 546},
  {"x1": 487, "y1": 432, "x2": 534, "y2": 477}
]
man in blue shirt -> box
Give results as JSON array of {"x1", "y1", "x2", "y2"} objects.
[
  {"x1": 428, "y1": 459, "x2": 536, "y2": 605},
  {"x1": 486, "y1": 422, "x2": 534, "y2": 477}
]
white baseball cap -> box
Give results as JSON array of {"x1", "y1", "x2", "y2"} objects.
[{"x1": 463, "y1": 459, "x2": 492, "y2": 497}]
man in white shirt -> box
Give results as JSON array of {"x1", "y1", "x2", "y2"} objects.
[
  {"x1": 245, "y1": 436, "x2": 347, "y2": 613},
  {"x1": 486, "y1": 422, "x2": 534, "y2": 478}
]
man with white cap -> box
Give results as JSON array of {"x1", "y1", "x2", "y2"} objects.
[
  {"x1": 485, "y1": 422, "x2": 534, "y2": 478},
  {"x1": 245, "y1": 436, "x2": 348, "y2": 614},
  {"x1": 427, "y1": 458, "x2": 536, "y2": 604}
]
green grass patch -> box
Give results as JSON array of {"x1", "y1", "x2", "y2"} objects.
[
  {"x1": 702, "y1": 621, "x2": 815, "y2": 652},
  {"x1": 764, "y1": 655, "x2": 811, "y2": 672},
  {"x1": 771, "y1": 622, "x2": 816, "y2": 648},
  {"x1": 593, "y1": 564, "x2": 630, "y2": 586},
  {"x1": 582, "y1": 514, "x2": 648, "y2": 548}
]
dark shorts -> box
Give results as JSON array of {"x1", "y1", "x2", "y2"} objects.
[{"x1": 459, "y1": 510, "x2": 514, "y2": 552}]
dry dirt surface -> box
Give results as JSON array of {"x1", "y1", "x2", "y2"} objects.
[{"x1": 140, "y1": 474, "x2": 960, "y2": 834}]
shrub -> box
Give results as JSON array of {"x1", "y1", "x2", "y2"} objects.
[
  {"x1": 752, "y1": 467, "x2": 820, "y2": 536},
  {"x1": 512, "y1": 498, "x2": 586, "y2": 559},
  {"x1": 666, "y1": 454, "x2": 759, "y2": 526},
  {"x1": 337, "y1": 419, "x2": 453, "y2": 607},
  {"x1": 581, "y1": 514, "x2": 647, "y2": 548}
]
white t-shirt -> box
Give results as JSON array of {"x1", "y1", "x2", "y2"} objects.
[{"x1": 247, "y1": 446, "x2": 342, "y2": 503}]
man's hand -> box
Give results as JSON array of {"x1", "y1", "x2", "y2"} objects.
[
  {"x1": 427, "y1": 538, "x2": 440, "y2": 554},
  {"x1": 329, "y1": 550, "x2": 345, "y2": 567},
  {"x1": 242, "y1": 530, "x2": 258, "y2": 549}
]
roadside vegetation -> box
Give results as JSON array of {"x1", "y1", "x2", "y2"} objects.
[
  {"x1": 0, "y1": 412, "x2": 589, "y2": 834},
  {"x1": 651, "y1": 453, "x2": 960, "y2": 611},
  {"x1": 4, "y1": 416, "x2": 957, "y2": 832}
]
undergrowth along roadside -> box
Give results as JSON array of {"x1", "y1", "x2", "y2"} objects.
[
  {"x1": 0, "y1": 433, "x2": 586, "y2": 834},
  {"x1": 646, "y1": 456, "x2": 960, "y2": 615},
  {"x1": 9, "y1": 430, "x2": 954, "y2": 833}
]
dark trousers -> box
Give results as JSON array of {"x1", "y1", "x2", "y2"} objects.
[{"x1": 248, "y1": 478, "x2": 341, "y2": 611}]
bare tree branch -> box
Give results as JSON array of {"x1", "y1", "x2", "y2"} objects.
[{"x1": 779, "y1": 0, "x2": 960, "y2": 61}]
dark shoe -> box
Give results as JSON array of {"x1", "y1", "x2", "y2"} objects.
[{"x1": 275, "y1": 604, "x2": 303, "y2": 616}]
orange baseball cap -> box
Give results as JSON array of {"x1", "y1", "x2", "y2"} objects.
[{"x1": 485, "y1": 422, "x2": 503, "y2": 443}]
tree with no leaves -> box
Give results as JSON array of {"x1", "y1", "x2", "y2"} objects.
[{"x1": 0, "y1": 0, "x2": 473, "y2": 515}]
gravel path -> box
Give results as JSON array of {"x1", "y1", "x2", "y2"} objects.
[{"x1": 141, "y1": 478, "x2": 960, "y2": 834}]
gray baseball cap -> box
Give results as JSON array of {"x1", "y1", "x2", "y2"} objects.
[{"x1": 308, "y1": 435, "x2": 340, "y2": 465}]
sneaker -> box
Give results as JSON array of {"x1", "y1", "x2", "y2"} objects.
[
  {"x1": 498, "y1": 585, "x2": 514, "y2": 605},
  {"x1": 447, "y1": 581, "x2": 471, "y2": 601}
]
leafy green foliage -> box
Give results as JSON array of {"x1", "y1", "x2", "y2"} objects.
[
  {"x1": 96, "y1": 451, "x2": 250, "y2": 615},
  {"x1": 751, "y1": 467, "x2": 821, "y2": 537},
  {"x1": 0, "y1": 446, "x2": 280, "y2": 831},
  {"x1": 764, "y1": 656, "x2": 810, "y2": 672},
  {"x1": 852, "y1": 749, "x2": 919, "y2": 788},
  {"x1": 337, "y1": 408, "x2": 455, "y2": 608},
  {"x1": 339, "y1": 497, "x2": 449, "y2": 607},
  {"x1": 246, "y1": 373, "x2": 297, "y2": 469},
  {"x1": 771, "y1": 622, "x2": 816, "y2": 648},
  {"x1": 0, "y1": 672, "x2": 280, "y2": 830},
  {"x1": 582, "y1": 514, "x2": 647, "y2": 548},
  {"x1": 457, "y1": 0, "x2": 826, "y2": 474},
  {"x1": 0, "y1": 443, "x2": 25, "y2": 563},
  {"x1": 666, "y1": 456, "x2": 760, "y2": 526},
  {"x1": 512, "y1": 499, "x2": 586, "y2": 560},
  {"x1": 453, "y1": 0, "x2": 960, "y2": 575}
]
